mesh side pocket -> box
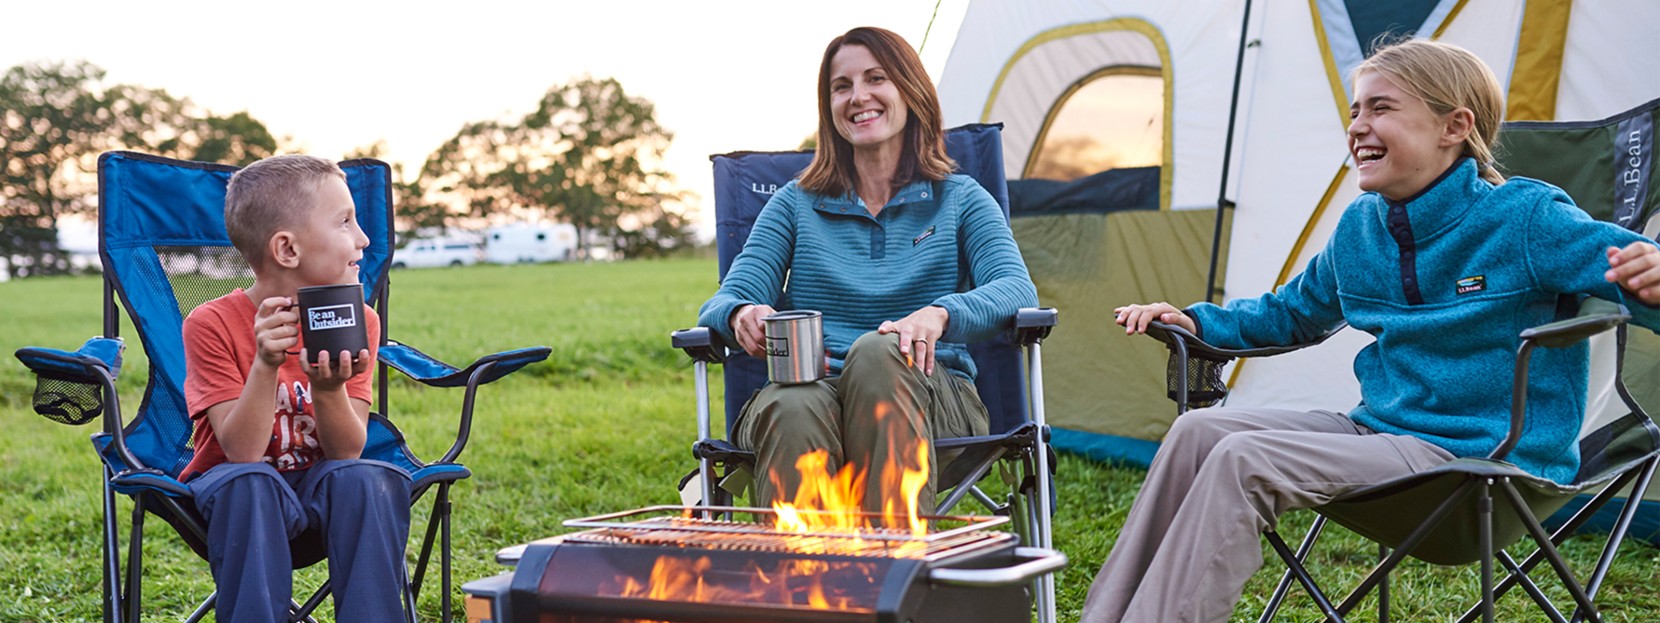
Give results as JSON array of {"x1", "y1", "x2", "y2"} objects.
[
  {"x1": 32, "y1": 373, "x2": 104, "y2": 425},
  {"x1": 1166, "y1": 351, "x2": 1230, "y2": 409}
]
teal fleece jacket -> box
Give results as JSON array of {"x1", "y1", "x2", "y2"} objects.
[
  {"x1": 699, "y1": 174, "x2": 1038, "y2": 380},
  {"x1": 1189, "y1": 159, "x2": 1660, "y2": 483}
]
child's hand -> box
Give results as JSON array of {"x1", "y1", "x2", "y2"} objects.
[
  {"x1": 1606, "y1": 242, "x2": 1660, "y2": 305},
  {"x1": 253, "y1": 296, "x2": 299, "y2": 368},
  {"x1": 302, "y1": 348, "x2": 371, "y2": 390},
  {"x1": 1114, "y1": 302, "x2": 1195, "y2": 335}
]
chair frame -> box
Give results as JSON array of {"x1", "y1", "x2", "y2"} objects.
[
  {"x1": 672, "y1": 306, "x2": 1059, "y2": 623},
  {"x1": 15, "y1": 151, "x2": 549, "y2": 623},
  {"x1": 1146, "y1": 303, "x2": 1657, "y2": 623}
]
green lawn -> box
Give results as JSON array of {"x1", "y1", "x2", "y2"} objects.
[{"x1": 2, "y1": 258, "x2": 1656, "y2": 622}]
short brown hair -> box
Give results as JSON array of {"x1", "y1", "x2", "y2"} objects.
[
  {"x1": 224, "y1": 154, "x2": 346, "y2": 269},
  {"x1": 1354, "y1": 38, "x2": 1506, "y2": 185},
  {"x1": 799, "y1": 27, "x2": 955, "y2": 197}
]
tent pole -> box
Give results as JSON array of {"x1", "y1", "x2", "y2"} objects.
[{"x1": 1206, "y1": 0, "x2": 1255, "y2": 303}]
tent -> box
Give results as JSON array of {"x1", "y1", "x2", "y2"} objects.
[{"x1": 936, "y1": 0, "x2": 1660, "y2": 530}]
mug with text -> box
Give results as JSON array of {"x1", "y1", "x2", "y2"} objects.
[{"x1": 296, "y1": 284, "x2": 369, "y2": 365}]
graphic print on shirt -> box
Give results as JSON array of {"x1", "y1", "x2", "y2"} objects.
[{"x1": 270, "y1": 380, "x2": 320, "y2": 470}]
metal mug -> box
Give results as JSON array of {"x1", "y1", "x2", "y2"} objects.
[
  {"x1": 296, "y1": 283, "x2": 369, "y2": 365},
  {"x1": 763, "y1": 310, "x2": 825, "y2": 385}
]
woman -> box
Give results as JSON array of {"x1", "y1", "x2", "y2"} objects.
[{"x1": 698, "y1": 26, "x2": 1038, "y2": 516}]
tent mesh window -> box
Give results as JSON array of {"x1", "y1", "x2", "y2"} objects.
[{"x1": 1166, "y1": 350, "x2": 1229, "y2": 409}]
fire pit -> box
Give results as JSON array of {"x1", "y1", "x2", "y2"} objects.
[{"x1": 462, "y1": 505, "x2": 1066, "y2": 623}]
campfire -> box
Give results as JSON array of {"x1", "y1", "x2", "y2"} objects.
[{"x1": 463, "y1": 399, "x2": 1064, "y2": 623}]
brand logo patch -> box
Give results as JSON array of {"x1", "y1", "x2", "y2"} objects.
[
  {"x1": 913, "y1": 226, "x2": 936, "y2": 246},
  {"x1": 306, "y1": 304, "x2": 359, "y2": 330},
  {"x1": 1455, "y1": 275, "x2": 1486, "y2": 295}
]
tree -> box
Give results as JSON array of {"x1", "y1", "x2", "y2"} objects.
[
  {"x1": 0, "y1": 60, "x2": 278, "y2": 278},
  {"x1": 417, "y1": 75, "x2": 686, "y2": 258}
]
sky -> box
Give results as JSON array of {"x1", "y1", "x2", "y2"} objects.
[{"x1": 2, "y1": 0, "x2": 970, "y2": 240}]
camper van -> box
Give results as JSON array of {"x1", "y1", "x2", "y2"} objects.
[
  {"x1": 392, "y1": 235, "x2": 481, "y2": 269},
  {"x1": 484, "y1": 223, "x2": 577, "y2": 264}
]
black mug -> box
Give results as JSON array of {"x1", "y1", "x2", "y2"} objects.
[{"x1": 296, "y1": 284, "x2": 369, "y2": 365}]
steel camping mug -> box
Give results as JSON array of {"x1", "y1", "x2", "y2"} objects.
[
  {"x1": 296, "y1": 284, "x2": 369, "y2": 365},
  {"x1": 764, "y1": 310, "x2": 825, "y2": 385}
]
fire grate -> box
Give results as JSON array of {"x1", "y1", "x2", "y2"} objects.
[{"x1": 561, "y1": 505, "x2": 1015, "y2": 561}]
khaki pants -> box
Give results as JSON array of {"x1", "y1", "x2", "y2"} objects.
[
  {"x1": 1081, "y1": 407, "x2": 1456, "y2": 623},
  {"x1": 735, "y1": 331, "x2": 989, "y2": 513}
]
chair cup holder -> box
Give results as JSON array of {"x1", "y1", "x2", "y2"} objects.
[
  {"x1": 31, "y1": 373, "x2": 104, "y2": 426},
  {"x1": 1167, "y1": 352, "x2": 1229, "y2": 409}
]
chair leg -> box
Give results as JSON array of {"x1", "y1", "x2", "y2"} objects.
[
  {"x1": 1479, "y1": 479, "x2": 1494, "y2": 623},
  {"x1": 1496, "y1": 481, "x2": 1604, "y2": 623},
  {"x1": 295, "y1": 580, "x2": 331, "y2": 621},
  {"x1": 441, "y1": 484, "x2": 453, "y2": 623},
  {"x1": 102, "y1": 471, "x2": 124, "y2": 623},
  {"x1": 1260, "y1": 515, "x2": 1327, "y2": 623},
  {"x1": 1378, "y1": 544, "x2": 1390, "y2": 623},
  {"x1": 1264, "y1": 530, "x2": 1345, "y2": 622},
  {"x1": 125, "y1": 497, "x2": 146, "y2": 623},
  {"x1": 184, "y1": 591, "x2": 215, "y2": 623},
  {"x1": 411, "y1": 491, "x2": 446, "y2": 605},
  {"x1": 1573, "y1": 457, "x2": 1657, "y2": 622}
]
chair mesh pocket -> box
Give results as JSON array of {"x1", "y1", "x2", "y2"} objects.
[
  {"x1": 32, "y1": 374, "x2": 104, "y2": 425},
  {"x1": 1166, "y1": 352, "x2": 1230, "y2": 409}
]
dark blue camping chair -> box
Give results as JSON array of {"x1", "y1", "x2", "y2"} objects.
[
  {"x1": 670, "y1": 124, "x2": 1062, "y2": 623},
  {"x1": 13, "y1": 152, "x2": 549, "y2": 623}
]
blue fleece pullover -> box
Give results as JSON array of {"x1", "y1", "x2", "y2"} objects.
[
  {"x1": 699, "y1": 175, "x2": 1038, "y2": 380},
  {"x1": 1189, "y1": 159, "x2": 1660, "y2": 483}
]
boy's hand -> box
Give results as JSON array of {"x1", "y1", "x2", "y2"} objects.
[
  {"x1": 254, "y1": 297, "x2": 300, "y2": 368},
  {"x1": 1114, "y1": 302, "x2": 1195, "y2": 335},
  {"x1": 302, "y1": 348, "x2": 372, "y2": 391},
  {"x1": 1607, "y1": 242, "x2": 1660, "y2": 306}
]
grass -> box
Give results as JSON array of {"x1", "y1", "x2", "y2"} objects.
[{"x1": 2, "y1": 258, "x2": 1658, "y2": 622}]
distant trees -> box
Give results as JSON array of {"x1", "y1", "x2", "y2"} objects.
[
  {"x1": 1, "y1": 65, "x2": 692, "y2": 277},
  {"x1": 416, "y1": 75, "x2": 688, "y2": 259},
  {"x1": 0, "y1": 60, "x2": 277, "y2": 278}
]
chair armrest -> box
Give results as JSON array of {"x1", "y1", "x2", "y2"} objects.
[
  {"x1": 379, "y1": 342, "x2": 550, "y2": 388},
  {"x1": 15, "y1": 337, "x2": 125, "y2": 426},
  {"x1": 1519, "y1": 303, "x2": 1630, "y2": 348},
  {"x1": 1145, "y1": 321, "x2": 1340, "y2": 361},
  {"x1": 1013, "y1": 307, "x2": 1058, "y2": 345},
  {"x1": 672, "y1": 327, "x2": 728, "y2": 364}
]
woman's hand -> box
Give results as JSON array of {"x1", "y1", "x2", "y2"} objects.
[
  {"x1": 878, "y1": 306, "x2": 950, "y2": 375},
  {"x1": 1114, "y1": 302, "x2": 1195, "y2": 335},
  {"x1": 730, "y1": 304, "x2": 778, "y2": 358},
  {"x1": 1607, "y1": 242, "x2": 1660, "y2": 305}
]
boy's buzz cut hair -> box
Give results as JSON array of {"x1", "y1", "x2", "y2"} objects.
[{"x1": 224, "y1": 154, "x2": 347, "y2": 270}]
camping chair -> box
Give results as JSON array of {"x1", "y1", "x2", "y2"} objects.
[
  {"x1": 669, "y1": 123, "x2": 1062, "y2": 623},
  {"x1": 1141, "y1": 99, "x2": 1660, "y2": 623},
  {"x1": 13, "y1": 151, "x2": 550, "y2": 623}
]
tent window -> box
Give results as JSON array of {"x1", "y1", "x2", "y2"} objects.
[{"x1": 1026, "y1": 72, "x2": 1164, "y2": 181}]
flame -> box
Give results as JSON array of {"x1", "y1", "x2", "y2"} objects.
[{"x1": 603, "y1": 401, "x2": 932, "y2": 614}]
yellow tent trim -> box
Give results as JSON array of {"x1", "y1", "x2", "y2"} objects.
[
  {"x1": 1506, "y1": 0, "x2": 1572, "y2": 121},
  {"x1": 1307, "y1": 0, "x2": 1353, "y2": 130},
  {"x1": 980, "y1": 18, "x2": 1175, "y2": 210}
]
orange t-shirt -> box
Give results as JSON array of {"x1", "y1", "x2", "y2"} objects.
[{"x1": 179, "y1": 289, "x2": 379, "y2": 481}]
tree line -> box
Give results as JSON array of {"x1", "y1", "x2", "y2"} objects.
[{"x1": 0, "y1": 61, "x2": 691, "y2": 278}]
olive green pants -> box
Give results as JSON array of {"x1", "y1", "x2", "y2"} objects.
[{"x1": 735, "y1": 331, "x2": 990, "y2": 514}]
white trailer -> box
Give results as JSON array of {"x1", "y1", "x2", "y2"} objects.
[{"x1": 484, "y1": 223, "x2": 577, "y2": 264}]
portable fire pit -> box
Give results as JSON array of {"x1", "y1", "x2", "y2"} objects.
[{"x1": 462, "y1": 505, "x2": 1066, "y2": 623}]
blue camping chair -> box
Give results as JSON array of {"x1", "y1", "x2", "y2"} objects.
[
  {"x1": 13, "y1": 151, "x2": 550, "y2": 623},
  {"x1": 670, "y1": 123, "x2": 1063, "y2": 623}
]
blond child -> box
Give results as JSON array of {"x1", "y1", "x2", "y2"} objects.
[
  {"x1": 1084, "y1": 39, "x2": 1660, "y2": 622},
  {"x1": 179, "y1": 154, "x2": 410, "y2": 623}
]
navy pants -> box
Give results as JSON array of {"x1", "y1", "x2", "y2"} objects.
[{"x1": 189, "y1": 459, "x2": 413, "y2": 623}]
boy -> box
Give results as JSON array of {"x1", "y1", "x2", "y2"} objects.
[{"x1": 179, "y1": 154, "x2": 411, "y2": 623}]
